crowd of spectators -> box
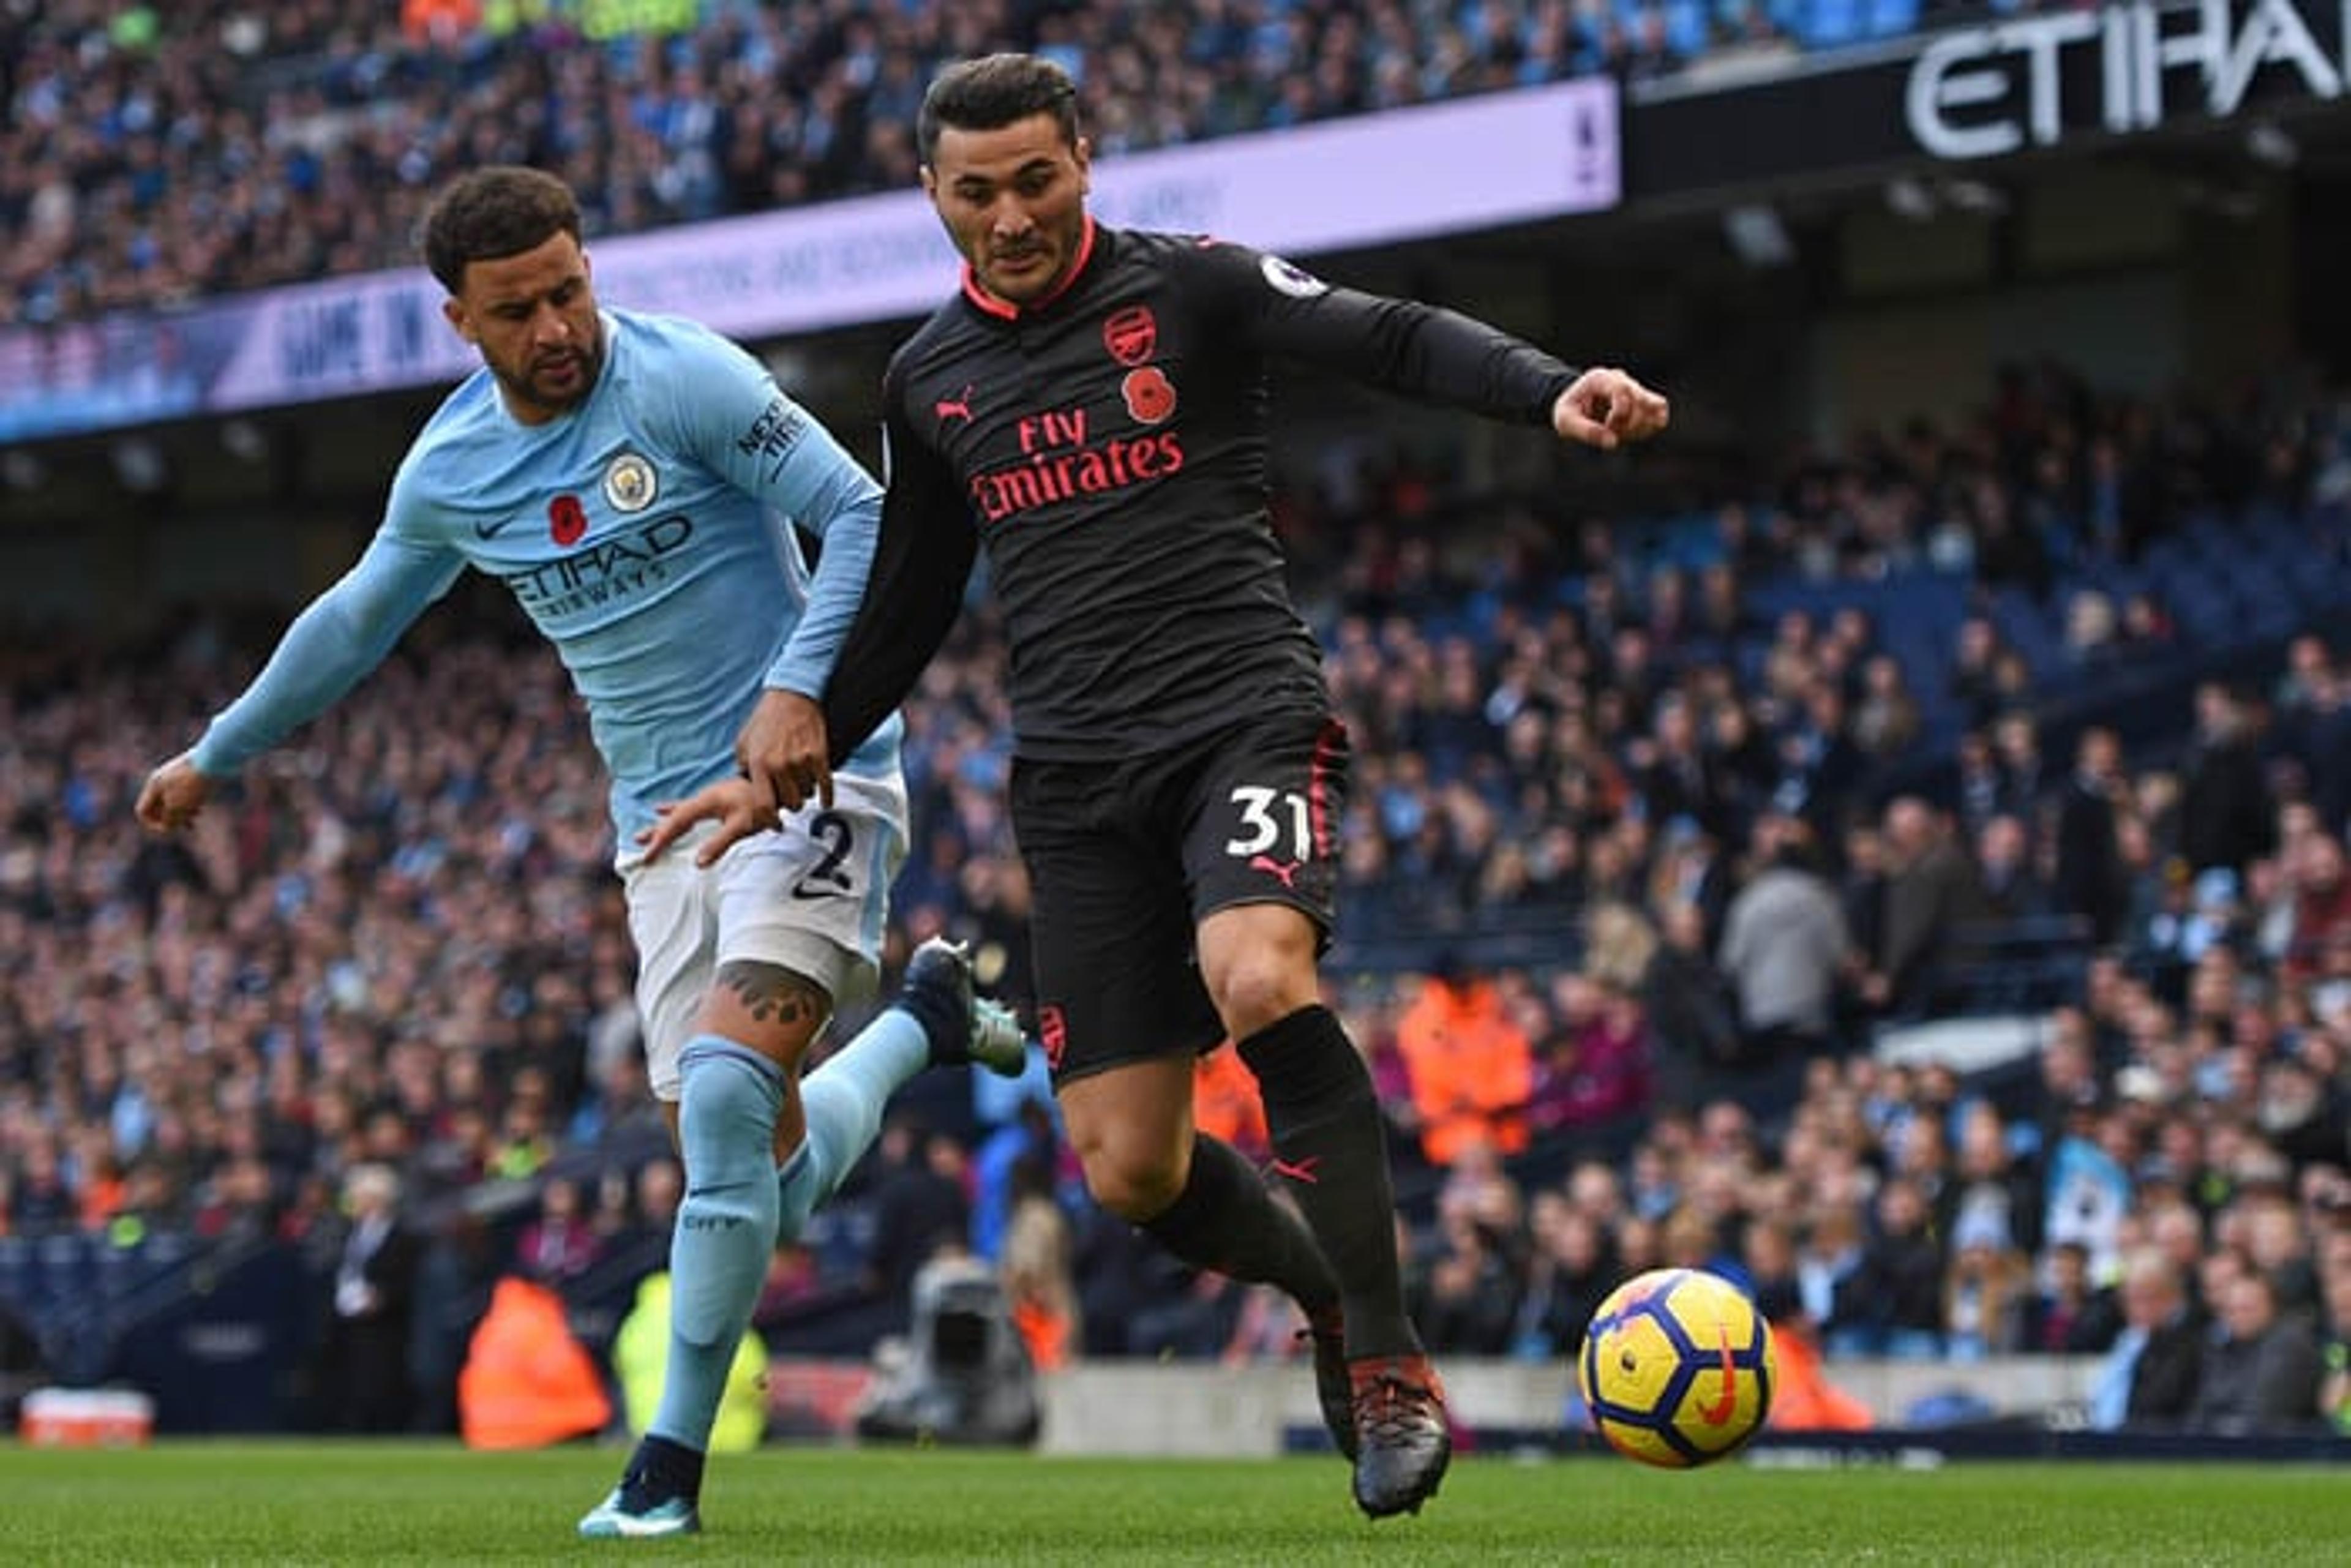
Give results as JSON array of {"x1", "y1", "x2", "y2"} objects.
[
  {"x1": 3, "y1": 0, "x2": 1993, "y2": 329},
  {"x1": 2, "y1": 362, "x2": 2349, "y2": 1436}
]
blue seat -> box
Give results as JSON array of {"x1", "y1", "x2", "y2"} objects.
[
  {"x1": 1796, "y1": 0, "x2": 1865, "y2": 48},
  {"x1": 1663, "y1": 0, "x2": 1711, "y2": 55},
  {"x1": 1865, "y1": 0, "x2": 1920, "y2": 37}
]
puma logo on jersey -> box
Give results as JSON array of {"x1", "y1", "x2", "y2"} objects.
[
  {"x1": 936, "y1": 384, "x2": 976, "y2": 425},
  {"x1": 1249, "y1": 855, "x2": 1303, "y2": 890}
]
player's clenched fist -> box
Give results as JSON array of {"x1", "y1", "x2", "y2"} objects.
[
  {"x1": 135, "y1": 753, "x2": 215, "y2": 834},
  {"x1": 1553, "y1": 367, "x2": 1670, "y2": 451}
]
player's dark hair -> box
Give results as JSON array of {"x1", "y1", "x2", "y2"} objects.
[
  {"x1": 918, "y1": 53, "x2": 1081, "y2": 165},
  {"x1": 419, "y1": 166, "x2": 582, "y2": 295}
]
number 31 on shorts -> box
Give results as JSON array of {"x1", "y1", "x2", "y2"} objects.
[{"x1": 1223, "y1": 785, "x2": 1311, "y2": 861}]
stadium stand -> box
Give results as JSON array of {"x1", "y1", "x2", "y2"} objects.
[
  {"x1": 4, "y1": 0, "x2": 2018, "y2": 326},
  {"x1": 2, "y1": 360, "x2": 2347, "y2": 1434}
]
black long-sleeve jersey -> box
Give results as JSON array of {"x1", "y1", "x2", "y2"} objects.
[{"x1": 822, "y1": 221, "x2": 1581, "y2": 764}]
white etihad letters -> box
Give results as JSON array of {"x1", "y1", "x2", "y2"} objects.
[{"x1": 1906, "y1": 0, "x2": 2345, "y2": 160}]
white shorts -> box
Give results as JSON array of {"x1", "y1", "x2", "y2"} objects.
[{"x1": 618, "y1": 769, "x2": 908, "y2": 1101}]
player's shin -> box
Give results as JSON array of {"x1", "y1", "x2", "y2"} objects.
[
  {"x1": 1139, "y1": 1131, "x2": 1337, "y2": 1310},
  {"x1": 1237, "y1": 1005, "x2": 1420, "y2": 1359},
  {"x1": 776, "y1": 1009, "x2": 929, "y2": 1237},
  {"x1": 648, "y1": 1037, "x2": 786, "y2": 1465}
]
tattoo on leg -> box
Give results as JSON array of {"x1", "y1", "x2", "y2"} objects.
[{"x1": 715, "y1": 961, "x2": 829, "y2": 1030}]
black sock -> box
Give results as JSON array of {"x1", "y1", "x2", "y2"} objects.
[
  {"x1": 1239, "y1": 1005, "x2": 1421, "y2": 1359},
  {"x1": 624, "y1": 1433, "x2": 706, "y2": 1505},
  {"x1": 1140, "y1": 1132, "x2": 1338, "y2": 1313}
]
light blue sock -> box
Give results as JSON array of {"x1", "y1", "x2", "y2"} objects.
[
  {"x1": 777, "y1": 1008, "x2": 929, "y2": 1239},
  {"x1": 649, "y1": 1037, "x2": 782, "y2": 1453}
]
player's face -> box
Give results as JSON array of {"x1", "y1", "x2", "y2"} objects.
[
  {"x1": 443, "y1": 233, "x2": 604, "y2": 424},
  {"x1": 923, "y1": 114, "x2": 1092, "y2": 308}
]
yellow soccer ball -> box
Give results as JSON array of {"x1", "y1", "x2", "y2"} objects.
[{"x1": 1577, "y1": 1267, "x2": 1775, "y2": 1468}]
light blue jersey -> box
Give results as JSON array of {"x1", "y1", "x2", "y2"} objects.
[{"x1": 191, "y1": 309, "x2": 902, "y2": 841}]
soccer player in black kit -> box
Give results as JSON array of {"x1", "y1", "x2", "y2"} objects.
[{"x1": 646, "y1": 53, "x2": 1668, "y2": 1518}]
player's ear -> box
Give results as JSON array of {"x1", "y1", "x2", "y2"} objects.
[
  {"x1": 441, "y1": 296, "x2": 476, "y2": 345},
  {"x1": 919, "y1": 165, "x2": 939, "y2": 200},
  {"x1": 1073, "y1": 135, "x2": 1092, "y2": 190}
]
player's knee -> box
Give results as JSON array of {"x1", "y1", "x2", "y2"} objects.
[
  {"x1": 1207, "y1": 955, "x2": 1317, "y2": 1043},
  {"x1": 676, "y1": 1038, "x2": 784, "y2": 1180},
  {"x1": 1073, "y1": 1135, "x2": 1185, "y2": 1221}
]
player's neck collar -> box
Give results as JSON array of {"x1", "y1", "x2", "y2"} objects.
[{"x1": 960, "y1": 217, "x2": 1100, "y2": 322}]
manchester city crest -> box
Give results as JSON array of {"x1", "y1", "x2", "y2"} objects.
[{"x1": 603, "y1": 451, "x2": 658, "y2": 513}]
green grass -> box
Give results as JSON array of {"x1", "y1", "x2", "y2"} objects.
[{"x1": 0, "y1": 1443, "x2": 2345, "y2": 1566}]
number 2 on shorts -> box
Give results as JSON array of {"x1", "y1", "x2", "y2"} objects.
[{"x1": 792, "y1": 810, "x2": 856, "y2": 899}]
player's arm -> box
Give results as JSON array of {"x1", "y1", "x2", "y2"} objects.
[
  {"x1": 1185, "y1": 240, "x2": 1667, "y2": 448},
  {"x1": 641, "y1": 383, "x2": 977, "y2": 868},
  {"x1": 136, "y1": 483, "x2": 462, "y2": 833},
  {"x1": 664, "y1": 325, "x2": 885, "y2": 814},
  {"x1": 820, "y1": 371, "x2": 980, "y2": 769}
]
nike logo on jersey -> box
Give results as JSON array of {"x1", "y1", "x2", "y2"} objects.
[{"x1": 473, "y1": 516, "x2": 511, "y2": 540}]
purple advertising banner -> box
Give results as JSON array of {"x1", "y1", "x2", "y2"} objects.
[{"x1": 0, "y1": 79, "x2": 1618, "y2": 443}]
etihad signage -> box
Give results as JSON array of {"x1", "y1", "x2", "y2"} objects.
[
  {"x1": 1628, "y1": 0, "x2": 2347, "y2": 200},
  {"x1": 1908, "y1": 0, "x2": 2350, "y2": 159}
]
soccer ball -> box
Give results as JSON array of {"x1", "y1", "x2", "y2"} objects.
[{"x1": 1577, "y1": 1267, "x2": 1775, "y2": 1468}]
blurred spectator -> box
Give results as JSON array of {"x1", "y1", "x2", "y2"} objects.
[
  {"x1": 1839, "y1": 1177, "x2": 1946, "y2": 1360},
  {"x1": 314, "y1": 1163, "x2": 421, "y2": 1433},
  {"x1": 1874, "y1": 798, "x2": 1984, "y2": 1015},
  {"x1": 1716, "y1": 816, "x2": 1849, "y2": 1063},
  {"x1": 2023, "y1": 1240, "x2": 2121, "y2": 1356},
  {"x1": 1528, "y1": 973, "x2": 1653, "y2": 1138},
  {"x1": 2282, "y1": 832, "x2": 2351, "y2": 984},
  {"x1": 1511, "y1": 1191, "x2": 1616, "y2": 1359},
  {"x1": 1974, "y1": 813, "x2": 2054, "y2": 925},
  {"x1": 867, "y1": 1120, "x2": 973, "y2": 1318},
  {"x1": 1394, "y1": 957, "x2": 1532, "y2": 1165},
  {"x1": 999, "y1": 1172, "x2": 1079, "y2": 1373},
  {"x1": 2320, "y1": 1239, "x2": 2351, "y2": 1434},
  {"x1": 1640, "y1": 899, "x2": 1741, "y2": 1109},
  {"x1": 2178, "y1": 685, "x2": 2276, "y2": 877},
  {"x1": 516, "y1": 1174, "x2": 603, "y2": 1285},
  {"x1": 2188, "y1": 1267, "x2": 2323, "y2": 1434},
  {"x1": 1941, "y1": 1214, "x2": 2029, "y2": 1360},
  {"x1": 2087, "y1": 1248, "x2": 2205, "y2": 1430}
]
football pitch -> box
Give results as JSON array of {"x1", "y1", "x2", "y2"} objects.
[{"x1": 1, "y1": 1443, "x2": 2344, "y2": 1565}]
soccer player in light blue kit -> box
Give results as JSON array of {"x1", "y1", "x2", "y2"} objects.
[{"x1": 134, "y1": 167, "x2": 1025, "y2": 1538}]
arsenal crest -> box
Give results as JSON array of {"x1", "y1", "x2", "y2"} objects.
[{"x1": 1103, "y1": 305, "x2": 1157, "y2": 367}]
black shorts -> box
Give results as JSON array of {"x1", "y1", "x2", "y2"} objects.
[{"x1": 1010, "y1": 710, "x2": 1351, "y2": 1084}]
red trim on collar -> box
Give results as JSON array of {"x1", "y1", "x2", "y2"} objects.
[{"x1": 959, "y1": 216, "x2": 1098, "y2": 320}]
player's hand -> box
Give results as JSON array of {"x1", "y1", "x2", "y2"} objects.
[
  {"x1": 1553, "y1": 367, "x2": 1670, "y2": 451},
  {"x1": 635, "y1": 778, "x2": 780, "y2": 869},
  {"x1": 136, "y1": 753, "x2": 215, "y2": 834},
  {"x1": 736, "y1": 688, "x2": 832, "y2": 817}
]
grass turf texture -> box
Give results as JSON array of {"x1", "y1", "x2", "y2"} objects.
[{"x1": 1, "y1": 1443, "x2": 2344, "y2": 1565}]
